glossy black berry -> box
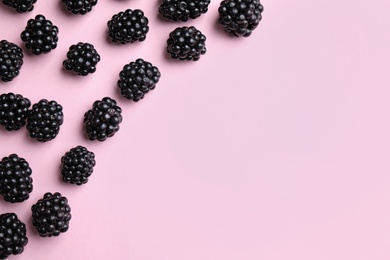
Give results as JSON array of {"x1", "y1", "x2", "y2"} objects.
[
  {"x1": 0, "y1": 40, "x2": 23, "y2": 82},
  {"x1": 118, "y1": 59, "x2": 161, "y2": 101},
  {"x1": 61, "y1": 146, "x2": 96, "y2": 185},
  {"x1": 218, "y1": 0, "x2": 264, "y2": 37},
  {"x1": 159, "y1": 0, "x2": 210, "y2": 21},
  {"x1": 61, "y1": 0, "x2": 97, "y2": 15},
  {"x1": 0, "y1": 154, "x2": 33, "y2": 204},
  {"x1": 31, "y1": 192, "x2": 71, "y2": 237},
  {"x1": 20, "y1": 14, "x2": 59, "y2": 55},
  {"x1": 1, "y1": 0, "x2": 37, "y2": 13},
  {"x1": 26, "y1": 99, "x2": 64, "y2": 142},
  {"x1": 167, "y1": 26, "x2": 206, "y2": 61},
  {"x1": 107, "y1": 9, "x2": 149, "y2": 44},
  {"x1": 0, "y1": 93, "x2": 30, "y2": 131},
  {"x1": 0, "y1": 213, "x2": 28, "y2": 259},
  {"x1": 84, "y1": 97, "x2": 122, "y2": 141},
  {"x1": 63, "y1": 42, "x2": 100, "y2": 76}
]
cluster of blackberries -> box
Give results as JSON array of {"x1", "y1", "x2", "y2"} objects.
[
  {"x1": 61, "y1": 146, "x2": 96, "y2": 185},
  {"x1": 61, "y1": 0, "x2": 98, "y2": 15},
  {"x1": 0, "y1": 213, "x2": 28, "y2": 259},
  {"x1": 0, "y1": 40, "x2": 23, "y2": 82},
  {"x1": 0, "y1": 0, "x2": 265, "y2": 258},
  {"x1": 118, "y1": 59, "x2": 161, "y2": 101},
  {"x1": 63, "y1": 42, "x2": 101, "y2": 76},
  {"x1": 159, "y1": 0, "x2": 211, "y2": 22},
  {"x1": 31, "y1": 192, "x2": 72, "y2": 237},
  {"x1": 1, "y1": 0, "x2": 37, "y2": 13},
  {"x1": 0, "y1": 154, "x2": 33, "y2": 203},
  {"x1": 20, "y1": 15, "x2": 59, "y2": 55}
]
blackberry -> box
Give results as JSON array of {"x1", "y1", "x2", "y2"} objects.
[
  {"x1": 0, "y1": 93, "x2": 31, "y2": 131},
  {"x1": 31, "y1": 192, "x2": 71, "y2": 237},
  {"x1": 63, "y1": 42, "x2": 101, "y2": 76},
  {"x1": 218, "y1": 0, "x2": 264, "y2": 37},
  {"x1": 1, "y1": 0, "x2": 37, "y2": 13},
  {"x1": 84, "y1": 97, "x2": 122, "y2": 141},
  {"x1": 167, "y1": 26, "x2": 206, "y2": 61},
  {"x1": 61, "y1": 0, "x2": 98, "y2": 15},
  {"x1": 118, "y1": 59, "x2": 161, "y2": 101},
  {"x1": 61, "y1": 146, "x2": 96, "y2": 185},
  {"x1": 159, "y1": 0, "x2": 210, "y2": 22},
  {"x1": 0, "y1": 154, "x2": 33, "y2": 203},
  {"x1": 107, "y1": 9, "x2": 149, "y2": 44},
  {"x1": 20, "y1": 14, "x2": 59, "y2": 55},
  {"x1": 26, "y1": 99, "x2": 64, "y2": 142},
  {"x1": 0, "y1": 213, "x2": 28, "y2": 259},
  {"x1": 0, "y1": 40, "x2": 23, "y2": 82}
]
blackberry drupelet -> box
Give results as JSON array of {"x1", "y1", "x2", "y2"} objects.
[
  {"x1": 20, "y1": 14, "x2": 59, "y2": 55},
  {"x1": 0, "y1": 40, "x2": 23, "y2": 82},
  {"x1": 63, "y1": 42, "x2": 100, "y2": 76},
  {"x1": 0, "y1": 93, "x2": 31, "y2": 131},
  {"x1": 118, "y1": 59, "x2": 161, "y2": 101},
  {"x1": 84, "y1": 97, "x2": 122, "y2": 141},
  {"x1": 0, "y1": 213, "x2": 28, "y2": 259},
  {"x1": 107, "y1": 9, "x2": 149, "y2": 44},
  {"x1": 159, "y1": 0, "x2": 210, "y2": 22},
  {"x1": 218, "y1": 0, "x2": 264, "y2": 37},
  {"x1": 61, "y1": 146, "x2": 96, "y2": 185},
  {"x1": 0, "y1": 154, "x2": 33, "y2": 203},
  {"x1": 61, "y1": 0, "x2": 98, "y2": 15},
  {"x1": 167, "y1": 26, "x2": 206, "y2": 61},
  {"x1": 1, "y1": 0, "x2": 37, "y2": 13},
  {"x1": 26, "y1": 99, "x2": 64, "y2": 142},
  {"x1": 31, "y1": 192, "x2": 71, "y2": 237}
]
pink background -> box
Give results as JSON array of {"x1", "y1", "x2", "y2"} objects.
[{"x1": 1, "y1": 0, "x2": 390, "y2": 259}]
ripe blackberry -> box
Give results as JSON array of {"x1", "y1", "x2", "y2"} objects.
[
  {"x1": 31, "y1": 192, "x2": 71, "y2": 237},
  {"x1": 0, "y1": 40, "x2": 23, "y2": 82},
  {"x1": 107, "y1": 9, "x2": 149, "y2": 44},
  {"x1": 118, "y1": 59, "x2": 161, "y2": 101},
  {"x1": 0, "y1": 154, "x2": 33, "y2": 203},
  {"x1": 0, "y1": 93, "x2": 31, "y2": 131},
  {"x1": 20, "y1": 14, "x2": 59, "y2": 55},
  {"x1": 218, "y1": 0, "x2": 264, "y2": 37},
  {"x1": 26, "y1": 99, "x2": 64, "y2": 142},
  {"x1": 84, "y1": 97, "x2": 122, "y2": 141},
  {"x1": 61, "y1": 146, "x2": 96, "y2": 185},
  {"x1": 63, "y1": 42, "x2": 100, "y2": 76},
  {"x1": 159, "y1": 0, "x2": 210, "y2": 22},
  {"x1": 1, "y1": 0, "x2": 37, "y2": 13},
  {"x1": 0, "y1": 213, "x2": 28, "y2": 259},
  {"x1": 61, "y1": 0, "x2": 98, "y2": 15},
  {"x1": 167, "y1": 26, "x2": 206, "y2": 61}
]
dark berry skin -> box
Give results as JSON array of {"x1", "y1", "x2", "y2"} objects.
[
  {"x1": 0, "y1": 213, "x2": 28, "y2": 259},
  {"x1": 218, "y1": 0, "x2": 264, "y2": 37},
  {"x1": 31, "y1": 192, "x2": 71, "y2": 237},
  {"x1": 0, "y1": 93, "x2": 31, "y2": 131},
  {"x1": 61, "y1": 146, "x2": 96, "y2": 185},
  {"x1": 1, "y1": 0, "x2": 37, "y2": 13},
  {"x1": 0, "y1": 40, "x2": 23, "y2": 82},
  {"x1": 118, "y1": 59, "x2": 161, "y2": 101},
  {"x1": 107, "y1": 9, "x2": 149, "y2": 44},
  {"x1": 84, "y1": 97, "x2": 122, "y2": 141},
  {"x1": 167, "y1": 26, "x2": 206, "y2": 61},
  {"x1": 0, "y1": 154, "x2": 33, "y2": 203},
  {"x1": 159, "y1": 0, "x2": 210, "y2": 22},
  {"x1": 63, "y1": 42, "x2": 101, "y2": 76},
  {"x1": 20, "y1": 14, "x2": 59, "y2": 55},
  {"x1": 26, "y1": 99, "x2": 64, "y2": 142},
  {"x1": 61, "y1": 0, "x2": 98, "y2": 15}
]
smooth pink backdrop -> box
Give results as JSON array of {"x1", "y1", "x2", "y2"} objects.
[{"x1": 1, "y1": 0, "x2": 390, "y2": 259}]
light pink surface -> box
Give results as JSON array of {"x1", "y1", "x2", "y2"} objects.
[{"x1": 1, "y1": 0, "x2": 390, "y2": 259}]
